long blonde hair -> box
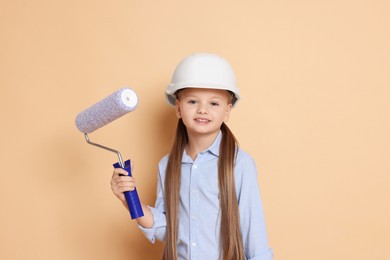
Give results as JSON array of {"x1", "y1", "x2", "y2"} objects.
[{"x1": 163, "y1": 119, "x2": 244, "y2": 260}]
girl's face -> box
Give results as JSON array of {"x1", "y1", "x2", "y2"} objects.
[{"x1": 175, "y1": 88, "x2": 232, "y2": 138}]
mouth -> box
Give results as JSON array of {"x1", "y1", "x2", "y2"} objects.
[{"x1": 194, "y1": 118, "x2": 211, "y2": 123}]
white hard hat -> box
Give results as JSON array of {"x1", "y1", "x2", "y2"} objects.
[{"x1": 166, "y1": 53, "x2": 240, "y2": 107}]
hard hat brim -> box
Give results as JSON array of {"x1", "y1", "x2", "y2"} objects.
[{"x1": 165, "y1": 82, "x2": 240, "y2": 107}]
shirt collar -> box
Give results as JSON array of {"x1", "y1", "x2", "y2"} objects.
[
  {"x1": 207, "y1": 131, "x2": 222, "y2": 157},
  {"x1": 182, "y1": 131, "x2": 222, "y2": 163}
]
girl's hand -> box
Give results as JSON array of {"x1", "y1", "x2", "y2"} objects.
[
  {"x1": 110, "y1": 164, "x2": 154, "y2": 228},
  {"x1": 110, "y1": 167, "x2": 137, "y2": 204}
]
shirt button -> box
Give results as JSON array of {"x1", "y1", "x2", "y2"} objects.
[
  {"x1": 192, "y1": 242, "x2": 197, "y2": 247},
  {"x1": 193, "y1": 165, "x2": 198, "y2": 169}
]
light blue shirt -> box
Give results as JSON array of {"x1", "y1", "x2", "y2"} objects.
[{"x1": 139, "y1": 132, "x2": 273, "y2": 260}]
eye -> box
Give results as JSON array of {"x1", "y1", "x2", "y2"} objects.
[
  {"x1": 187, "y1": 99, "x2": 197, "y2": 104},
  {"x1": 210, "y1": 102, "x2": 219, "y2": 106}
]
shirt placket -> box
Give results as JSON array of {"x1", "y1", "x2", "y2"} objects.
[{"x1": 189, "y1": 158, "x2": 199, "y2": 259}]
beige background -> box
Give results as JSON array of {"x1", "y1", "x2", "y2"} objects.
[{"x1": 1, "y1": 0, "x2": 389, "y2": 259}]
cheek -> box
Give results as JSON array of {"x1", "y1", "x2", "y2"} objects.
[{"x1": 176, "y1": 104, "x2": 193, "y2": 119}]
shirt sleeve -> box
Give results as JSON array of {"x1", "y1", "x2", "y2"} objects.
[
  {"x1": 236, "y1": 152, "x2": 273, "y2": 260},
  {"x1": 138, "y1": 158, "x2": 167, "y2": 243}
]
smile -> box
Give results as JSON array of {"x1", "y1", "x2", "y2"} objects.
[{"x1": 195, "y1": 118, "x2": 210, "y2": 123}]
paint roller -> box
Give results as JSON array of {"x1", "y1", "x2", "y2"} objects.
[{"x1": 75, "y1": 88, "x2": 144, "y2": 219}]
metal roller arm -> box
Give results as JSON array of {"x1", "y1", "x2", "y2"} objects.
[{"x1": 84, "y1": 133, "x2": 124, "y2": 168}]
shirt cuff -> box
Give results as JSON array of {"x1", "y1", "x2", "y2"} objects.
[{"x1": 137, "y1": 206, "x2": 166, "y2": 244}]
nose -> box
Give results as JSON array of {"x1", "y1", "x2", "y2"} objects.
[{"x1": 197, "y1": 102, "x2": 208, "y2": 114}]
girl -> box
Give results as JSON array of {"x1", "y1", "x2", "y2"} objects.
[{"x1": 111, "y1": 53, "x2": 273, "y2": 260}]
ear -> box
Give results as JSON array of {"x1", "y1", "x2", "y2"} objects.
[
  {"x1": 175, "y1": 99, "x2": 182, "y2": 118},
  {"x1": 224, "y1": 103, "x2": 232, "y2": 122}
]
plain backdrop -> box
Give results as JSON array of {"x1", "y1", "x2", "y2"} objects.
[{"x1": 1, "y1": 1, "x2": 389, "y2": 259}]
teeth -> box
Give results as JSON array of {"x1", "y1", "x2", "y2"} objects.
[{"x1": 196, "y1": 118, "x2": 209, "y2": 122}]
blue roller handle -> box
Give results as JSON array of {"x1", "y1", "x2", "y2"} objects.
[{"x1": 113, "y1": 159, "x2": 144, "y2": 219}]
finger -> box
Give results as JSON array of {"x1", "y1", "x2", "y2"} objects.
[
  {"x1": 117, "y1": 179, "x2": 136, "y2": 189},
  {"x1": 112, "y1": 168, "x2": 129, "y2": 178},
  {"x1": 114, "y1": 175, "x2": 134, "y2": 184},
  {"x1": 110, "y1": 176, "x2": 133, "y2": 189},
  {"x1": 112, "y1": 181, "x2": 133, "y2": 192},
  {"x1": 113, "y1": 168, "x2": 128, "y2": 176},
  {"x1": 112, "y1": 181, "x2": 135, "y2": 192},
  {"x1": 119, "y1": 186, "x2": 135, "y2": 192}
]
